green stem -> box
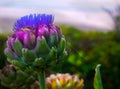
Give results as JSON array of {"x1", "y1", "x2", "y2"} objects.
[{"x1": 38, "y1": 71, "x2": 46, "y2": 89}]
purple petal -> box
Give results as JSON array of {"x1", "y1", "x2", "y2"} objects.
[
  {"x1": 49, "y1": 25, "x2": 57, "y2": 35},
  {"x1": 23, "y1": 31, "x2": 36, "y2": 49},
  {"x1": 7, "y1": 38, "x2": 15, "y2": 50},
  {"x1": 37, "y1": 25, "x2": 50, "y2": 38},
  {"x1": 37, "y1": 36, "x2": 42, "y2": 41},
  {"x1": 13, "y1": 14, "x2": 54, "y2": 31},
  {"x1": 55, "y1": 26, "x2": 62, "y2": 38},
  {"x1": 16, "y1": 31, "x2": 24, "y2": 43},
  {"x1": 38, "y1": 26, "x2": 45, "y2": 36},
  {"x1": 7, "y1": 39, "x2": 12, "y2": 50}
]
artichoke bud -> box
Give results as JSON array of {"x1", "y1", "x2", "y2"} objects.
[
  {"x1": 5, "y1": 14, "x2": 67, "y2": 70},
  {"x1": 35, "y1": 36, "x2": 50, "y2": 56},
  {"x1": 58, "y1": 37, "x2": 66, "y2": 53},
  {"x1": 12, "y1": 38, "x2": 23, "y2": 57},
  {"x1": 22, "y1": 48, "x2": 37, "y2": 64}
]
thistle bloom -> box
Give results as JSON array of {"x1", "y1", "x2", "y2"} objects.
[
  {"x1": 13, "y1": 14, "x2": 54, "y2": 31},
  {"x1": 4, "y1": 14, "x2": 67, "y2": 89},
  {"x1": 4, "y1": 14, "x2": 67, "y2": 70}
]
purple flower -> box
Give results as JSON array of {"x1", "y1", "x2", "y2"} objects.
[
  {"x1": 13, "y1": 14, "x2": 62, "y2": 42},
  {"x1": 4, "y1": 14, "x2": 67, "y2": 69},
  {"x1": 13, "y1": 14, "x2": 54, "y2": 31}
]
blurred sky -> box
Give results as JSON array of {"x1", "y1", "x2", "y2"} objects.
[
  {"x1": 0, "y1": 0, "x2": 117, "y2": 11},
  {"x1": 0, "y1": 0, "x2": 119, "y2": 32}
]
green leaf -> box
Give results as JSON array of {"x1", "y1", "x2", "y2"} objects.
[
  {"x1": 5, "y1": 48, "x2": 18, "y2": 60},
  {"x1": 49, "y1": 34, "x2": 58, "y2": 47},
  {"x1": 12, "y1": 39, "x2": 22, "y2": 57},
  {"x1": 35, "y1": 36, "x2": 50, "y2": 56},
  {"x1": 12, "y1": 60, "x2": 27, "y2": 70},
  {"x1": 60, "y1": 50, "x2": 67, "y2": 60},
  {"x1": 46, "y1": 47, "x2": 57, "y2": 62},
  {"x1": 94, "y1": 64, "x2": 103, "y2": 89},
  {"x1": 5, "y1": 51, "x2": 14, "y2": 59},
  {"x1": 58, "y1": 37, "x2": 66, "y2": 53}
]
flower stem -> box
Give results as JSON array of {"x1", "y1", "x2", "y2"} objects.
[{"x1": 38, "y1": 71, "x2": 46, "y2": 89}]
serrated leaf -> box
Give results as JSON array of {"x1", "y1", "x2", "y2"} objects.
[{"x1": 94, "y1": 64, "x2": 103, "y2": 89}]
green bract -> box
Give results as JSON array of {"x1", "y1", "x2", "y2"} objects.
[{"x1": 5, "y1": 34, "x2": 67, "y2": 70}]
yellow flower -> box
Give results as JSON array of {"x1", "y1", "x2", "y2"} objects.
[{"x1": 46, "y1": 73, "x2": 84, "y2": 89}]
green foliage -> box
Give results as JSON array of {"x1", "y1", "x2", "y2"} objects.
[
  {"x1": 0, "y1": 34, "x2": 7, "y2": 69},
  {"x1": 59, "y1": 25, "x2": 120, "y2": 89}
]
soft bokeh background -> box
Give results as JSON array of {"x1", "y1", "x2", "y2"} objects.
[
  {"x1": 0, "y1": 0, "x2": 120, "y2": 89},
  {"x1": 0, "y1": 0, "x2": 118, "y2": 33}
]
